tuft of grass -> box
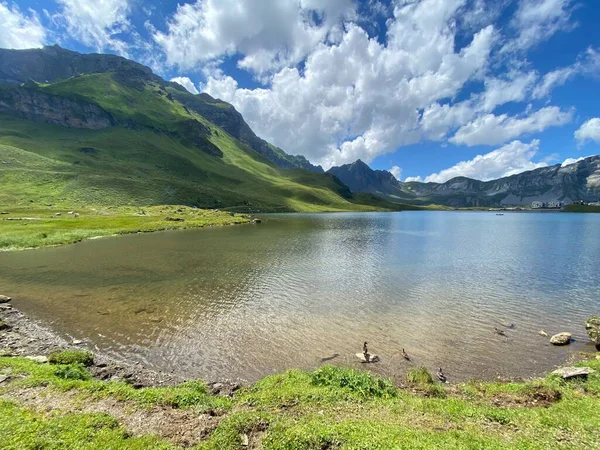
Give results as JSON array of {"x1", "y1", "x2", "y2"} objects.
[
  {"x1": 48, "y1": 350, "x2": 94, "y2": 366},
  {"x1": 406, "y1": 366, "x2": 435, "y2": 385},
  {"x1": 311, "y1": 365, "x2": 397, "y2": 399},
  {"x1": 53, "y1": 363, "x2": 92, "y2": 381}
]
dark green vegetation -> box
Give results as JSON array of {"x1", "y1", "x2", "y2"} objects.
[
  {"x1": 0, "y1": 206, "x2": 250, "y2": 250},
  {"x1": 1, "y1": 356, "x2": 599, "y2": 449},
  {"x1": 0, "y1": 46, "x2": 399, "y2": 216},
  {"x1": 48, "y1": 350, "x2": 94, "y2": 366},
  {"x1": 328, "y1": 158, "x2": 600, "y2": 208},
  {"x1": 564, "y1": 204, "x2": 600, "y2": 213}
]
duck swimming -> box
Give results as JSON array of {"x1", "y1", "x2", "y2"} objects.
[{"x1": 401, "y1": 348, "x2": 410, "y2": 361}]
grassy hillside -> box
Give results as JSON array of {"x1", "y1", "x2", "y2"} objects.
[
  {"x1": 1, "y1": 354, "x2": 599, "y2": 449},
  {"x1": 0, "y1": 71, "x2": 396, "y2": 213}
]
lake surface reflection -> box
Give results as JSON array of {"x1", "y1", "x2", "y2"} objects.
[{"x1": 1, "y1": 211, "x2": 599, "y2": 382}]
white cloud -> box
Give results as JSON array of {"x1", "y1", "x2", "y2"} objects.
[
  {"x1": 0, "y1": 2, "x2": 45, "y2": 49},
  {"x1": 575, "y1": 118, "x2": 600, "y2": 145},
  {"x1": 422, "y1": 140, "x2": 547, "y2": 183},
  {"x1": 532, "y1": 67, "x2": 577, "y2": 99},
  {"x1": 450, "y1": 106, "x2": 572, "y2": 146},
  {"x1": 561, "y1": 156, "x2": 589, "y2": 167},
  {"x1": 153, "y1": 0, "x2": 356, "y2": 76},
  {"x1": 502, "y1": 0, "x2": 576, "y2": 54},
  {"x1": 56, "y1": 0, "x2": 131, "y2": 54},
  {"x1": 480, "y1": 71, "x2": 537, "y2": 111},
  {"x1": 170, "y1": 76, "x2": 199, "y2": 95},
  {"x1": 389, "y1": 166, "x2": 402, "y2": 181},
  {"x1": 205, "y1": 0, "x2": 496, "y2": 168},
  {"x1": 404, "y1": 176, "x2": 423, "y2": 183}
]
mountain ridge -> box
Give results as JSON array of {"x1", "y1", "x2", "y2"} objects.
[{"x1": 328, "y1": 156, "x2": 600, "y2": 207}]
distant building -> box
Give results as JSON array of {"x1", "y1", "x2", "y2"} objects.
[
  {"x1": 531, "y1": 201, "x2": 543, "y2": 209},
  {"x1": 547, "y1": 201, "x2": 563, "y2": 208}
]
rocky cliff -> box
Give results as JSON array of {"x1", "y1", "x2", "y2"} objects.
[
  {"x1": 0, "y1": 86, "x2": 115, "y2": 129},
  {"x1": 328, "y1": 157, "x2": 600, "y2": 207}
]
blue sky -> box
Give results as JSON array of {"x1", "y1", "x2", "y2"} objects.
[{"x1": 2, "y1": 0, "x2": 600, "y2": 182}]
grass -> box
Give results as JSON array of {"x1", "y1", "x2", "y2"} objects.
[
  {"x1": 48, "y1": 350, "x2": 94, "y2": 366},
  {"x1": 1, "y1": 355, "x2": 599, "y2": 449},
  {"x1": 0, "y1": 205, "x2": 251, "y2": 250},
  {"x1": 564, "y1": 204, "x2": 600, "y2": 213}
]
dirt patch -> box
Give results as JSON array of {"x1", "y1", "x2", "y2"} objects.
[
  {"x1": 3, "y1": 387, "x2": 220, "y2": 447},
  {"x1": 488, "y1": 385, "x2": 562, "y2": 408}
]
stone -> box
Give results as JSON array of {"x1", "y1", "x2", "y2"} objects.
[
  {"x1": 552, "y1": 367, "x2": 594, "y2": 380},
  {"x1": 538, "y1": 330, "x2": 548, "y2": 337},
  {"x1": 585, "y1": 316, "x2": 600, "y2": 346},
  {"x1": 550, "y1": 332, "x2": 572, "y2": 346},
  {"x1": 0, "y1": 320, "x2": 10, "y2": 331},
  {"x1": 25, "y1": 356, "x2": 48, "y2": 364},
  {"x1": 0, "y1": 295, "x2": 11, "y2": 303},
  {"x1": 241, "y1": 434, "x2": 249, "y2": 446},
  {"x1": 252, "y1": 218, "x2": 262, "y2": 224},
  {"x1": 355, "y1": 352, "x2": 380, "y2": 363},
  {"x1": 72, "y1": 339, "x2": 84, "y2": 345}
]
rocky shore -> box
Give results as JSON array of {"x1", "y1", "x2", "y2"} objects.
[{"x1": 0, "y1": 297, "x2": 239, "y2": 395}]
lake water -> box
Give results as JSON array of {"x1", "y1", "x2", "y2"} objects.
[{"x1": 1, "y1": 211, "x2": 599, "y2": 383}]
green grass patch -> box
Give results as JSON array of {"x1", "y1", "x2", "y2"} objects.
[{"x1": 49, "y1": 350, "x2": 94, "y2": 366}]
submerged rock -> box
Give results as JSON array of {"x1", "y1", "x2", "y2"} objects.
[
  {"x1": 538, "y1": 330, "x2": 548, "y2": 337},
  {"x1": 550, "y1": 332, "x2": 572, "y2": 346},
  {"x1": 585, "y1": 316, "x2": 600, "y2": 347},
  {"x1": 0, "y1": 295, "x2": 11, "y2": 303}
]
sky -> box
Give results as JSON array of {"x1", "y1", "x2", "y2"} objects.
[{"x1": 2, "y1": 0, "x2": 600, "y2": 182}]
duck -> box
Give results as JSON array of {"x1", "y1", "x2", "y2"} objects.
[
  {"x1": 436, "y1": 367, "x2": 447, "y2": 383},
  {"x1": 401, "y1": 348, "x2": 410, "y2": 361}
]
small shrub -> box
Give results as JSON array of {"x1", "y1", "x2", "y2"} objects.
[
  {"x1": 311, "y1": 366, "x2": 396, "y2": 398},
  {"x1": 406, "y1": 367, "x2": 434, "y2": 385},
  {"x1": 49, "y1": 350, "x2": 94, "y2": 366},
  {"x1": 425, "y1": 384, "x2": 447, "y2": 398},
  {"x1": 54, "y1": 363, "x2": 91, "y2": 381}
]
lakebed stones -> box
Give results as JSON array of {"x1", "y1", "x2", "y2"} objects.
[
  {"x1": 585, "y1": 316, "x2": 600, "y2": 347},
  {"x1": 552, "y1": 367, "x2": 595, "y2": 380},
  {"x1": 0, "y1": 295, "x2": 11, "y2": 304},
  {"x1": 550, "y1": 332, "x2": 572, "y2": 346}
]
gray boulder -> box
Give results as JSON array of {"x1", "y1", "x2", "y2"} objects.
[
  {"x1": 0, "y1": 295, "x2": 11, "y2": 303},
  {"x1": 550, "y1": 332, "x2": 572, "y2": 346}
]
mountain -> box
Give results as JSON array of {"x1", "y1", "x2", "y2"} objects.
[
  {"x1": 0, "y1": 45, "x2": 396, "y2": 212},
  {"x1": 327, "y1": 157, "x2": 600, "y2": 207},
  {"x1": 327, "y1": 160, "x2": 414, "y2": 201}
]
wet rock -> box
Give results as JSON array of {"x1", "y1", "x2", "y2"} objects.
[
  {"x1": 550, "y1": 332, "x2": 572, "y2": 346},
  {"x1": 208, "y1": 381, "x2": 241, "y2": 397},
  {"x1": 585, "y1": 316, "x2": 600, "y2": 346},
  {"x1": 0, "y1": 295, "x2": 11, "y2": 303},
  {"x1": 72, "y1": 339, "x2": 84, "y2": 345},
  {"x1": 25, "y1": 355, "x2": 48, "y2": 364},
  {"x1": 538, "y1": 330, "x2": 548, "y2": 337},
  {"x1": 552, "y1": 367, "x2": 594, "y2": 380},
  {"x1": 252, "y1": 218, "x2": 262, "y2": 224}
]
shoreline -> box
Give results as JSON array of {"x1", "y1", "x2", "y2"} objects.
[{"x1": 2, "y1": 298, "x2": 600, "y2": 448}]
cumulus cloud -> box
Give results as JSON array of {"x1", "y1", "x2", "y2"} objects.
[
  {"x1": 205, "y1": 0, "x2": 496, "y2": 168},
  {"x1": 170, "y1": 76, "x2": 199, "y2": 95},
  {"x1": 421, "y1": 140, "x2": 547, "y2": 183},
  {"x1": 404, "y1": 176, "x2": 423, "y2": 183},
  {"x1": 153, "y1": 0, "x2": 356, "y2": 75},
  {"x1": 502, "y1": 0, "x2": 576, "y2": 54},
  {"x1": 389, "y1": 166, "x2": 402, "y2": 181},
  {"x1": 480, "y1": 71, "x2": 537, "y2": 112},
  {"x1": 575, "y1": 118, "x2": 600, "y2": 145},
  {"x1": 0, "y1": 2, "x2": 45, "y2": 49},
  {"x1": 450, "y1": 106, "x2": 572, "y2": 147},
  {"x1": 56, "y1": 0, "x2": 131, "y2": 54}
]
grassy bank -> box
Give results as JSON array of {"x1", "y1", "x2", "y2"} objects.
[
  {"x1": 0, "y1": 353, "x2": 598, "y2": 449},
  {"x1": 0, "y1": 205, "x2": 251, "y2": 251},
  {"x1": 564, "y1": 204, "x2": 600, "y2": 213}
]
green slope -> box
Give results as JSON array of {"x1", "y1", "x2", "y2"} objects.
[{"x1": 0, "y1": 71, "x2": 399, "y2": 213}]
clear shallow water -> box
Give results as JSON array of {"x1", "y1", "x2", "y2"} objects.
[{"x1": 1, "y1": 211, "x2": 599, "y2": 383}]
